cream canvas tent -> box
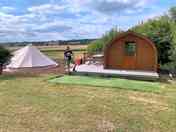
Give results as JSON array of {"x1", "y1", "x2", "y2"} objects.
[{"x1": 7, "y1": 45, "x2": 58, "y2": 69}]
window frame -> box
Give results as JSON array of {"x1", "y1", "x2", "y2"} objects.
[{"x1": 124, "y1": 41, "x2": 136, "y2": 56}]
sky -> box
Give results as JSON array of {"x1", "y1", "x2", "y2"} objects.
[{"x1": 0, "y1": 0, "x2": 176, "y2": 42}]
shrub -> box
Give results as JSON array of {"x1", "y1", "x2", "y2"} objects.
[
  {"x1": 0, "y1": 46, "x2": 12, "y2": 74},
  {"x1": 87, "y1": 28, "x2": 122, "y2": 54},
  {"x1": 132, "y1": 16, "x2": 176, "y2": 66}
]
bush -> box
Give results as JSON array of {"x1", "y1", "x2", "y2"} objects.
[
  {"x1": 87, "y1": 39, "x2": 104, "y2": 54},
  {"x1": 87, "y1": 28, "x2": 122, "y2": 54},
  {"x1": 0, "y1": 46, "x2": 12, "y2": 74},
  {"x1": 161, "y1": 47, "x2": 176, "y2": 71},
  {"x1": 132, "y1": 15, "x2": 176, "y2": 66}
]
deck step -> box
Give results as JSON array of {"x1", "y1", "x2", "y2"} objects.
[{"x1": 71, "y1": 64, "x2": 159, "y2": 81}]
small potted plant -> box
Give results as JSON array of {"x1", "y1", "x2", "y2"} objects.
[{"x1": 0, "y1": 46, "x2": 12, "y2": 75}]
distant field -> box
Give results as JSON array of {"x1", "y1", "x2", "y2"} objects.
[
  {"x1": 6, "y1": 45, "x2": 87, "y2": 60},
  {"x1": 42, "y1": 50, "x2": 85, "y2": 60},
  {"x1": 39, "y1": 45, "x2": 87, "y2": 51}
]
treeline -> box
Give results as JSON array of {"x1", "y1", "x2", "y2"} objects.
[
  {"x1": 88, "y1": 6, "x2": 176, "y2": 70},
  {"x1": 87, "y1": 27, "x2": 123, "y2": 53},
  {"x1": 0, "y1": 39, "x2": 96, "y2": 47}
]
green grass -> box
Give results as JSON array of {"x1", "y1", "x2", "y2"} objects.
[
  {"x1": 49, "y1": 75, "x2": 161, "y2": 93},
  {"x1": 0, "y1": 74, "x2": 176, "y2": 131},
  {"x1": 42, "y1": 50, "x2": 85, "y2": 60},
  {"x1": 2, "y1": 45, "x2": 176, "y2": 131}
]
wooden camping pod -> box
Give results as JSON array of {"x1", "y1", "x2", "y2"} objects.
[{"x1": 104, "y1": 31, "x2": 158, "y2": 71}]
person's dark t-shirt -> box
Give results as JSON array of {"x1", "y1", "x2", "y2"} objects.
[{"x1": 64, "y1": 50, "x2": 73, "y2": 61}]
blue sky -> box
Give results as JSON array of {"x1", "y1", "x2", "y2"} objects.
[{"x1": 0, "y1": 0, "x2": 176, "y2": 42}]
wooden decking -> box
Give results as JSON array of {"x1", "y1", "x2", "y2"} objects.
[{"x1": 71, "y1": 64, "x2": 159, "y2": 81}]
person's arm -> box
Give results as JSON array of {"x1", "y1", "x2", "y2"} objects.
[
  {"x1": 71, "y1": 50, "x2": 74, "y2": 59},
  {"x1": 70, "y1": 50, "x2": 73, "y2": 55},
  {"x1": 64, "y1": 51, "x2": 67, "y2": 60}
]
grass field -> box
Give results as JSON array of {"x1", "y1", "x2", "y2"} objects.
[
  {"x1": 0, "y1": 74, "x2": 176, "y2": 132},
  {"x1": 1, "y1": 45, "x2": 176, "y2": 131},
  {"x1": 42, "y1": 50, "x2": 85, "y2": 60}
]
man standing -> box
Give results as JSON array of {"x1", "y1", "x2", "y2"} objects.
[{"x1": 64, "y1": 46, "x2": 73, "y2": 74}]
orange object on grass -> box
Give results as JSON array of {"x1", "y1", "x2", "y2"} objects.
[{"x1": 75, "y1": 58, "x2": 82, "y2": 65}]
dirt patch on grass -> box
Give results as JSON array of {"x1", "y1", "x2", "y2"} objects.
[
  {"x1": 128, "y1": 95, "x2": 169, "y2": 111},
  {"x1": 97, "y1": 120, "x2": 116, "y2": 132}
]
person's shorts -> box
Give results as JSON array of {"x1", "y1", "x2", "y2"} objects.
[{"x1": 65, "y1": 58, "x2": 72, "y2": 66}]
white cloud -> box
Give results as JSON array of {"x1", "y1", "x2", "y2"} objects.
[
  {"x1": 0, "y1": 0, "x2": 170, "y2": 42},
  {"x1": 0, "y1": 6, "x2": 16, "y2": 13},
  {"x1": 65, "y1": 0, "x2": 148, "y2": 15},
  {"x1": 28, "y1": 4, "x2": 67, "y2": 14}
]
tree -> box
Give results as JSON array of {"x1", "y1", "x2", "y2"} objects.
[
  {"x1": 87, "y1": 27, "x2": 122, "y2": 54},
  {"x1": 0, "y1": 46, "x2": 12, "y2": 74},
  {"x1": 166, "y1": 19, "x2": 176, "y2": 70},
  {"x1": 132, "y1": 15, "x2": 176, "y2": 66},
  {"x1": 169, "y1": 6, "x2": 176, "y2": 22}
]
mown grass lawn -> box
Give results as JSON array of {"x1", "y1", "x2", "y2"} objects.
[
  {"x1": 0, "y1": 74, "x2": 176, "y2": 132},
  {"x1": 50, "y1": 75, "x2": 161, "y2": 93}
]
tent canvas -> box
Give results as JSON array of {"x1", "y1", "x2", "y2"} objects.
[{"x1": 7, "y1": 45, "x2": 58, "y2": 68}]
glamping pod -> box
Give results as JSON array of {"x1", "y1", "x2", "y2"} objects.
[{"x1": 104, "y1": 31, "x2": 158, "y2": 71}]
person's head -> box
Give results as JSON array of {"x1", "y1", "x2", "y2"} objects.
[{"x1": 66, "y1": 46, "x2": 70, "y2": 50}]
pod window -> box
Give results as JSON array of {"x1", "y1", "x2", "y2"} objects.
[{"x1": 125, "y1": 42, "x2": 136, "y2": 56}]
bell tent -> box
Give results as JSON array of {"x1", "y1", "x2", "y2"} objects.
[{"x1": 7, "y1": 45, "x2": 58, "y2": 69}]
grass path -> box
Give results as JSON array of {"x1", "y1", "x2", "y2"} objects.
[
  {"x1": 0, "y1": 74, "x2": 176, "y2": 132},
  {"x1": 49, "y1": 75, "x2": 161, "y2": 93}
]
